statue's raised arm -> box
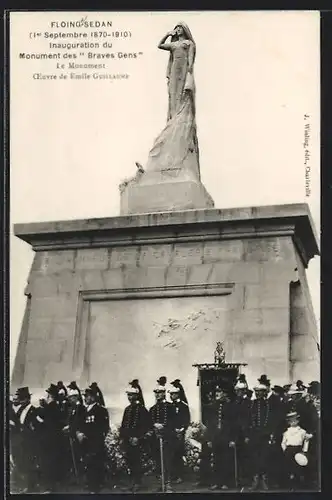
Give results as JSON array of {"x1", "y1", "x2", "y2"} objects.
[{"x1": 158, "y1": 30, "x2": 176, "y2": 51}]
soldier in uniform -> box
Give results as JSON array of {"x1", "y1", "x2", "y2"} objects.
[
  {"x1": 168, "y1": 386, "x2": 191, "y2": 483},
  {"x1": 170, "y1": 379, "x2": 188, "y2": 404},
  {"x1": 57, "y1": 381, "x2": 68, "y2": 398},
  {"x1": 119, "y1": 386, "x2": 152, "y2": 491},
  {"x1": 231, "y1": 377, "x2": 251, "y2": 488},
  {"x1": 62, "y1": 385, "x2": 86, "y2": 483},
  {"x1": 206, "y1": 386, "x2": 236, "y2": 490},
  {"x1": 89, "y1": 382, "x2": 106, "y2": 407},
  {"x1": 76, "y1": 387, "x2": 110, "y2": 493},
  {"x1": 129, "y1": 379, "x2": 145, "y2": 407},
  {"x1": 10, "y1": 387, "x2": 39, "y2": 493},
  {"x1": 68, "y1": 381, "x2": 83, "y2": 405},
  {"x1": 148, "y1": 384, "x2": 175, "y2": 493},
  {"x1": 244, "y1": 382, "x2": 279, "y2": 491}
]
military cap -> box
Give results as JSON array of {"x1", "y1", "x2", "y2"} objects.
[
  {"x1": 126, "y1": 386, "x2": 139, "y2": 394},
  {"x1": 67, "y1": 388, "x2": 80, "y2": 397},
  {"x1": 168, "y1": 386, "x2": 180, "y2": 393},
  {"x1": 154, "y1": 384, "x2": 166, "y2": 393},
  {"x1": 254, "y1": 383, "x2": 268, "y2": 391}
]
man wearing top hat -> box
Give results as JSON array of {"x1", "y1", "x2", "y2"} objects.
[
  {"x1": 206, "y1": 385, "x2": 236, "y2": 490},
  {"x1": 168, "y1": 385, "x2": 191, "y2": 484},
  {"x1": 37, "y1": 383, "x2": 65, "y2": 492},
  {"x1": 10, "y1": 387, "x2": 39, "y2": 493},
  {"x1": 119, "y1": 385, "x2": 152, "y2": 491},
  {"x1": 148, "y1": 384, "x2": 176, "y2": 492},
  {"x1": 76, "y1": 387, "x2": 110, "y2": 493},
  {"x1": 244, "y1": 381, "x2": 279, "y2": 491}
]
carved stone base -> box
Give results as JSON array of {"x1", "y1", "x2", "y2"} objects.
[
  {"x1": 12, "y1": 203, "x2": 319, "y2": 424},
  {"x1": 120, "y1": 180, "x2": 215, "y2": 215}
]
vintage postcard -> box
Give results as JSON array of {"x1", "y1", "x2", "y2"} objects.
[{"x1": 9, "y1": 11, "x2": 320, "y2": 494}]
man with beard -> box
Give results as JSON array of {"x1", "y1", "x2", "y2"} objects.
[
  {"x1": 244, "y1": 382, "x2": 278, "y2": 491},
  {"x1": 9, "y1": 387, "x2": 39, "y2": 493},
  {"x1": 76, "y1": 387, "x2": 110, "y2": 493},
  {"x1": 148, "y1": 384, "x2": 175, "y2": 493},
  {"x1": 119, "y1": 386, "x2": 152, "y2": 491},
  {"x1": 206, "y1": 386, "x2": 236, "y2": 491},
  {"x1": 168, "y1": 386, "x2": 191, "y2": 484}
]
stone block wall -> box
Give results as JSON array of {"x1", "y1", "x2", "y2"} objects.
[{"x1": 12, "y1": 204, "x2": 319, "y2": 420}]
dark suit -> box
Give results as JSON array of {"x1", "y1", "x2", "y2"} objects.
[
  {"x1": 38, "y1": 400, "x2": 65, "y2": 490},
  {"x1": 120, "y1": 402, "x2": 152, "y2": 484},
  {"x1": 77, "y1": 403, "x2": 110, "y2": 492},
  {"x1": 170, "y1": 399, "x2": 190, "y2": 480},
  {"x1": 267, "y1": 395, "x2": 287, "y2": 487},
  {"x1": 206, "y1": 400, "x2": 236, "y2": 487},
  {"x1": 10, "y1": 403, "x2": 39, "y2": 491}
]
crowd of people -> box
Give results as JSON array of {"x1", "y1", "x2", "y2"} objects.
[{"x1": 9, "y1": 374, "x2": 320, "y2": 493}]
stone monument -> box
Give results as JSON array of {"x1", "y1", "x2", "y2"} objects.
[
  {"x1": 12, "y1": 23, "x2": 320, "y2": 424},
  {"x1": 119, "y1": 22, "x2": 214, "y2": 215}
]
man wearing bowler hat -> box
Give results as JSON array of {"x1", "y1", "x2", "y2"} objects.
[
  {"x1": 76, "y1": 387, "x2": 110, "y2": 493},
  {"x1": 119, "y1": 385, "x2": 152, "y2": 491},
  {"x1": 10, "y1": 387, "x2": 39, "y2": 493},
  {"x1": 168, "y1": 385, "x2": 191, "y2": 484}
]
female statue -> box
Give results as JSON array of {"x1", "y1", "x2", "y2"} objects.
[{"x1": 144, "y1": 22, "x2": 201, "y2": 181}]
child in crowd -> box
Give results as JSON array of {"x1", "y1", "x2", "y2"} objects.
[{"x1": 281, "y1": 411, "x2": 312, "y2": 490}]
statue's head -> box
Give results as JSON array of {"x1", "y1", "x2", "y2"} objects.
[
  {"x1": 173, "y1": 22, "x2": 194, "y2": 43},
  {"x1": 175, "y1": 24, "x2": 185, "y2": 37}
]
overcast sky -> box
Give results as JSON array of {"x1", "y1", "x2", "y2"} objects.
[{"x1": 10, "y1": 10, "x2": 320, "y2": 372}]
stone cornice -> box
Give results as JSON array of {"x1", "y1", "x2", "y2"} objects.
[{"x1": 14, "y1": 203, "x2": 319, "y2": 267}]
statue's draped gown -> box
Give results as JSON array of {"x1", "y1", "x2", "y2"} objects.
[{"x1": 145, "y1": 29, "x2": 201, "y2": 181}]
